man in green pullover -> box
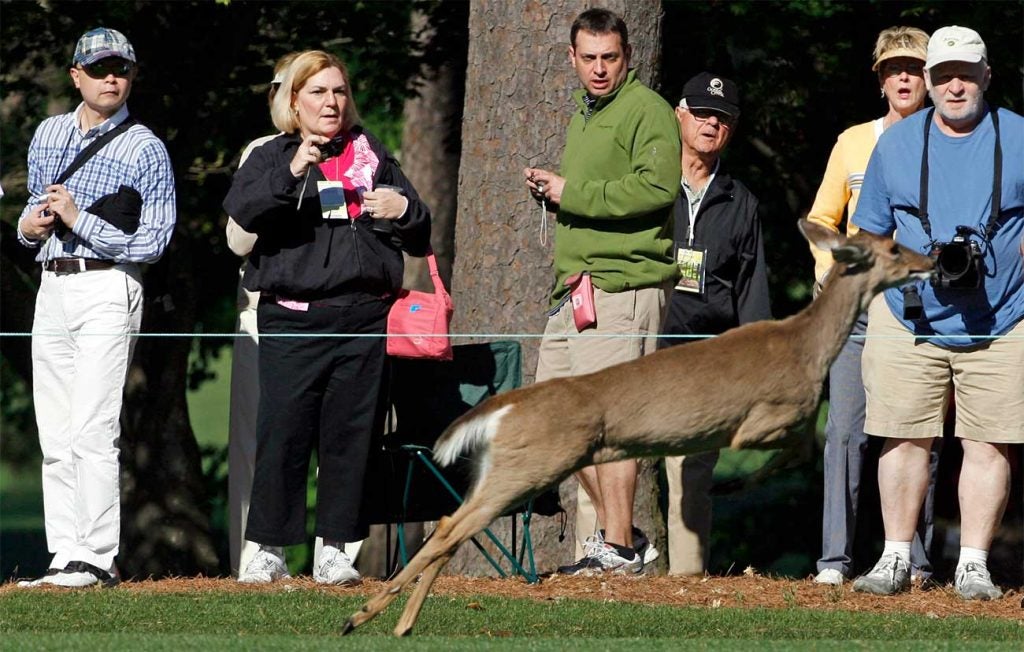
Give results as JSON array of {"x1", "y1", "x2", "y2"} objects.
[{"x1": 524, "y1": 7, "x2": 680, "y2": 575}]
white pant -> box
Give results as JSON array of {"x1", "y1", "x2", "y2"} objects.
[{"x1": 32, "y1": 265, "x2": 142, "y2": 572}]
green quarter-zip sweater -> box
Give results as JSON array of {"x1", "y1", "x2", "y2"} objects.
[{"x1": 551, "y1": 69, "x2": 681, "y2": 305}]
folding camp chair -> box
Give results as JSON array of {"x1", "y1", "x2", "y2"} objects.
[{"x1": 361, "y1": 341, "x2": 561, "y2": 582}]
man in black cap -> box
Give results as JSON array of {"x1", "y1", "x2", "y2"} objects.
[{"x1": 658, "y1": 72, "x2": 771, "y2": 575}]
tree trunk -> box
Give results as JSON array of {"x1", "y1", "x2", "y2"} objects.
[
  {"x1": 448, "y1": 0, "x2": 667, "y2": 576},
  {"x1": 119, "y1": 239, "x2": 219, "y2": 578},
  {"x1": 400, "y1": 3, "x2": 468, "y2": 292}
]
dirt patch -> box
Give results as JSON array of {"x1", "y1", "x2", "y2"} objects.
[{"x1": 6, "y1": 571, "x2": 1022, "y2": 621}]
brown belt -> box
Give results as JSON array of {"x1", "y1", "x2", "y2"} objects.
[{"x1": 43, "y1": 258, "x2": 117, "y2": 274}]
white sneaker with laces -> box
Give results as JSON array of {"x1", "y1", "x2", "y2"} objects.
[
  {"x1": 238, "y1": 545, "x2": 289, "y2": 584},
  {"x1": 814, "y1": 568, "x2": 844, "y2": 585},
  {"x1": 954, "y1": 563, "x2": 1002, "y2": 601},
  {"x1": 851, "y1": 552, "x2": 910, "y2": 595},
  {"x1": 314, "y1": 545, "x2": 361, "y2": 586}
]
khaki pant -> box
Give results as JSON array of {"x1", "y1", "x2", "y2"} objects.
[
  {"x1": 664, "y1": 450, "x2": 718, "y2": 575},
  {"x1": 863, "y1": 296, "x2": 1024, "y2": 443},
  {"x1": 535, "y1": 283, "x2": 669, "y2": 558}
]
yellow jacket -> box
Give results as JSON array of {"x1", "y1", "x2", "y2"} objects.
[{"x1": 806, "y1": 119, "x2": 882, "y2": 282}]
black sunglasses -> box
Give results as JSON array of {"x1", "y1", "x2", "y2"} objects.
[
  {"x1": 688, "y1": 107, "x2": 735, "y2": 127},
  {"x1": 81, "y1": 59, "x2": 133, "y2": 79}
]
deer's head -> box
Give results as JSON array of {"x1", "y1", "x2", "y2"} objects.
[{"x1": 798, "y1": 219, "x2": 934, "y2": 299}]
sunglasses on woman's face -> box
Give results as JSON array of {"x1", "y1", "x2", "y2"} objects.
[{"x1": 81, "y1": 59, "x2": 133, "y2": 79}]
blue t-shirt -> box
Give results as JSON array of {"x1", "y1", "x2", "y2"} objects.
[{"x1": 852, "y1": 106, "x2": 1024, "y2": 348}]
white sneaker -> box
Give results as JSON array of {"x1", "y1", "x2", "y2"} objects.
[
  {"x1": 239, "y1": 545, "x2": 289, "y2": 584},
  {"x1": 17, "y1": 568, "x2": 62, "y2": 587},
  {"x1": 314, "y1": 545, "x2": 361, "y2": 586},
  {"x1": 955, "y1": 563, "x2": 1003, "y2": 601},
  {"x1": 813, "y1": 568, "x2": 844, "y2": 585}
]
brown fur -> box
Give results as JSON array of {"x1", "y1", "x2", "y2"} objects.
[{"x1": 342, "y1": 220, "x2": 934, "y2": 637}]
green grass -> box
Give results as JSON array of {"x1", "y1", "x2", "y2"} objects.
[
  {"x1": 1, "y1": 591, "x2": 1021, "y2": 650},
  {"x1": 187, "y1": 348, "x2": 233, "y2": 449}
]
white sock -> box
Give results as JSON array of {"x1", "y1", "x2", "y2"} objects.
[
  {"x1": 957, "y1": 546, "x2": 988, "y2": 570},
  {"x1": 882, "y1": 540, "x2": 912, "y2": 561}
]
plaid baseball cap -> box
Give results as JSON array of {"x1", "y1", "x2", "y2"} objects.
[
  {"x1": 680, "y1": 72, "x2": 740, "y2": 116},
  {"x1": 73, "y1": 28, "x2": 136, "y2": 66},
  {"x1": 926, "y1": 26, "x2": 987, "y2": 69}
]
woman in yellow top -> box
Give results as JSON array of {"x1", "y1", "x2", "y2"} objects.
[{"x1": 808, "y1": 26, "x2": 934, "y2": 586}]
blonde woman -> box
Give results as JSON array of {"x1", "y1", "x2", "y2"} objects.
[
  {"x1": 223, "y1": 50, "x2": 430, "y2": 585},
  {"x1": 806, "y1": 27, "x2": 935, "y2": 586}
]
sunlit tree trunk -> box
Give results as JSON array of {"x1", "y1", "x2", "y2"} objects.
[{"x1": 447, "y1": 0, "x2": 667, "y2": 575}]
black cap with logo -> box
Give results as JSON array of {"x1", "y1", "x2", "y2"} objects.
[{"x1": 680, "y1": 72, "x2": 740, "y2": 117}]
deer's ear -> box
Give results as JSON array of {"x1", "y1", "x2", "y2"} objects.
[
  {"x1": 798, "y1": 219, "x2": 846, "y2": 252},
  {"x1": 831, "y1": 244, "x2": 873, "y2": 268}
]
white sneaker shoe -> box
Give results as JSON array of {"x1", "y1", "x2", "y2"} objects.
[
  {"x1": 955, "y1": 563, "x2": 1003, "y2": 601},
  {"x1": 314, "y1": 545, "x2": 361, "y2": 586},
  {"x1": 813, "y1": 568, "x2": 844, "y2": 585},
  {"x1": 239, "y1": 545, "x2": 289, "y2": 584},
  {"x1": 17, "y1": 568, "x2": 62, "y2": 587}
]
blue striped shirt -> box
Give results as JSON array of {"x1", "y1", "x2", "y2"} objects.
[{"x1": 17, "y1": 103, "x2": 176, "y2": 263}]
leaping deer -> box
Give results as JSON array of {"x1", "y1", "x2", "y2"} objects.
[{"x1": 343, "y1": 219, "x2": 934, "y2": 637}]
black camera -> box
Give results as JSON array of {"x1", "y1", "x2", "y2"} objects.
[
  {"x1": 317, "y1": 136, "x2": 345, "y2": 160},
  {"x1": 929, "y1": 226, "x2": 984, "y2": 290}
]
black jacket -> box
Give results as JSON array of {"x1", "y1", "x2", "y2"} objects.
[
  {"x1": 223, "y1": 127, "x2": 430, "y2": 300},
  {"x1": 661, "y1": 170, "x2": 771, "y2": 343}
]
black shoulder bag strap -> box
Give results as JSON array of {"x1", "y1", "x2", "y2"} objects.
[
  {"x1": 985, "y1": 107, "x2": 1002, "y2": 240},
  {"x1": 53, "y1": 116, "x2": 138, "y2": 186}
]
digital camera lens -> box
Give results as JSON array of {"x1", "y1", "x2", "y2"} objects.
[{"x1": 937, "y1": 245, "x2": 970, "y2": 279}]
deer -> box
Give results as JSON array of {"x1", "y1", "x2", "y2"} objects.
[{"x1": 342, "y1": 219, "x2": 934, "y2": 637}]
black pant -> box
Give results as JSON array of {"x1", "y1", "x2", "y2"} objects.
[{"x1": 245, "y1": 296, "x2": 389, "y2": 545}]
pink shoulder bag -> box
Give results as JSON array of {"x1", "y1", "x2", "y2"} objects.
[{"x1": 386, "y1": 252, "x2": 454, "y2": 361}]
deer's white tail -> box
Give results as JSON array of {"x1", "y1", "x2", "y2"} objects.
[{"x1": 433, "y1": 404, "x2": 514, "y2": 468}]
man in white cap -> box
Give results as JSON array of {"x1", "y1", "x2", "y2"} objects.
[
  {"x1": 16, "y1": 27, "x2": 176, "y2": 587},
  {"x1": 850, "y1": 26, "x2": 1024, "y2": 600}
]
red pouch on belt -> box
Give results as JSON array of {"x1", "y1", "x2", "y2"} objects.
[{"x1": 564, "y1": 272, "x2": 596, "y2": 331}]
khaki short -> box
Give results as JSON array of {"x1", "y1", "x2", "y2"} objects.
[
  {"x1": 535, "y1": 283, "x2": 668, "y2": 382},
  {"x1": 862, "y1": 295, "x2": 1024, "y2": 443}
]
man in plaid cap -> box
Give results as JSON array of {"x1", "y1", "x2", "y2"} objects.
[{"x1": 16, "y1": 27, "x2": 176, "y2": 588}]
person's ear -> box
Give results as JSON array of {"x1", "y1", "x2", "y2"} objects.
[
  {"x1": 623, "y1": 43, "x2": 632, "y2": 66},
  {"x1": 982, "y1": 65, "x2": 992, "y2": 91},
  {"x1": 568, "y1": 46, "x2": 575, "y2": 65},
  {"x1": 923, "y1": 68, "x2": 934, "y2": 92},
  {"x1": 69, "y1": 67, "x2": 82, "y2": 90}
]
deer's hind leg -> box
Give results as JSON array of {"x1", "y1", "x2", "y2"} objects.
[{"x1": 343, "y1": 496, "x2": 503, "y2": 635}]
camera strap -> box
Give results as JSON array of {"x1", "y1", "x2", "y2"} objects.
[
  {"x1": 53, "y1": 117, "x2": 138, "y2": 186},
  {"x1": 915, "y1": 106, "x2": 1002, "y2": 243}
]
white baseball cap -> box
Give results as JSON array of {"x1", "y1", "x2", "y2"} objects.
[{"x1": 926, "y1": 26, "x2": 987, "y2": 69}]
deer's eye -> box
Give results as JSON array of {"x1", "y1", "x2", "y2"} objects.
[{"x1": 889, "y1": 245, "x2": 901, "y2": 256}]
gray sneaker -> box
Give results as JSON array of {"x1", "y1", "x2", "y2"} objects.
[
  {"x1": 851, "y1": 553, "x2": 910, "y2": 595},
  {"x1": 954, "y1": 563, "x2": 1003, "y2": 601}
]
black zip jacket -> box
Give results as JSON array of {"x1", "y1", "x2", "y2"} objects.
[
  {"x1": 223, "y1": 127, "x2": 430, "y2": 300},
  {"x1": 661, "y1": 170, "x2": 771, "y2": 343}
]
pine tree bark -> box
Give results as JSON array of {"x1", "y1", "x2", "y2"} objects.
[
  {"x1": 447, "y1": 0, "x2": 668, "y2": 575},
  {"x1": 119, "y1": 242, "x2": 219, "y2": 578}
]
